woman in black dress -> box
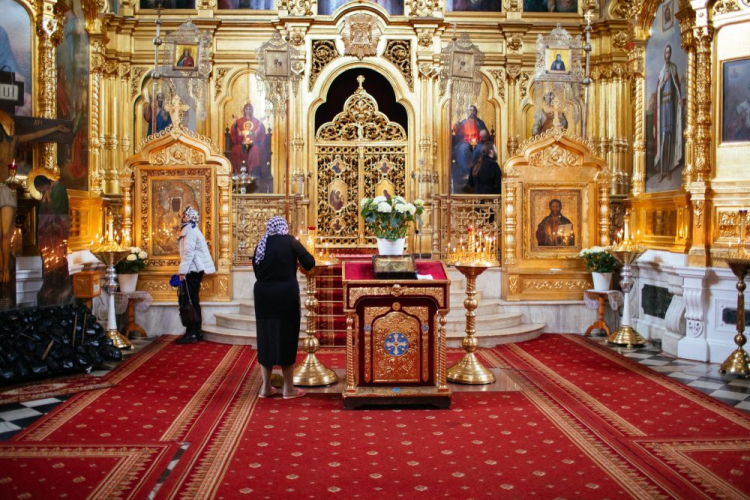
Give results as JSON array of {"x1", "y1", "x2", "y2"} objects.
[
  {"x1": 468, "y1": 142, "x2": 502, "y2": 194},
  {"x1": 253, "y1": 216, "x2": 315, "y2": 399}
]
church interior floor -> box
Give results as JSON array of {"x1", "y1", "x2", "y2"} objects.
[{"x1": 1, "y1": 335, "x2": 748, "y2": 443}]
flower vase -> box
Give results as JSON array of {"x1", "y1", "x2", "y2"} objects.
[
  {"x1": 376, "y1": 238, "x2": 405, "y2": 256},
  {"x1": 118, "y1": 273, "x2": 139, "y2": 293},
  {"x1": 591, "y1": 272, "x2": 612, "y2": 292}
]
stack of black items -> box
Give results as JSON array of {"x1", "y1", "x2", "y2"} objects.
[{"x1": 0, "y1": 304, "x2": 122, "y2": 385}]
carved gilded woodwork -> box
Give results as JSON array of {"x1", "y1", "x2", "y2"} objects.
[
  {"x1": 347, "y1": 286, "x2": 446, "y2": 310},
  {"x1": 309, "y1": 40, "x2": 340, "y2": 91},
  {"x1": 382, "y1": 40, "x2": 413, "y2": 90},
  {"x1": 213, "y1": 67, "x2": 231, "y2": 99},
  {"x1": 341, "y1": 13, "x2": 381, "y2": 61},
  {"x1": 403, "y1": 306, "x2": 430, "y2": 382},
  {"x1": 315, "y1": 77, "x2": 407, "y2": 246},
  {"x1": 718, "y1": 211, "x2": 750, "y2": 241},
  {"x1": 279, "y1": 0, "x2": 315, "y2": 16},
  {"x1": 372, "y1": 311, "x2": 421, "y2": 383},
  {"x1": 119, "y1": 114, "x2": 232, "y2": 302},
  {"x1": 233, "y1": 195, "x2": 304, "y2": 266},
  {"x1": 488, "y1": 69, "x2": 505, "y2": 102},
  {"x1": 431, "y1": 195, "x2": 501, "y2": 261},
  {"x1": 408, "y1": 0, "x2": 440, "y2": 17},
  {"x1": 502, "y1": 125, "x2": 611, "y2": 301}
]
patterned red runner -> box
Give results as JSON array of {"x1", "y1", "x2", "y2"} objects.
[{"x1": 2, "y1": 335, "x2": 749, "y2": 498}]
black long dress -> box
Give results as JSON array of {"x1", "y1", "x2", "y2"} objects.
[
  {"x1": 468, "y1": 157, "x2": 502, "y2": 194},
  {"x1": 253, "y1": 235, "x2": 315, "y2": 366}
]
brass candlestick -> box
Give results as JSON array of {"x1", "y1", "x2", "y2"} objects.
[
  {"x1": 447, "y1": 262, "x2": 498, "y2": 385},
  {"x1": 293, "y1": 258, "x2": 339, "y2": 386},
  {"x1": 92, "y1": 249, "x2": 132, "y2": 350},
  {"x1": 719, "y1": 255, "x2": 750, "y2": 377},
  {"x1": 608, "y1": 248, "x2": 646, "y2": 348}
]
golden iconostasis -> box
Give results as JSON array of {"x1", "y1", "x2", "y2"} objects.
[{"x1": 0, "y1": 0, "x2": 748, "y2": 265}]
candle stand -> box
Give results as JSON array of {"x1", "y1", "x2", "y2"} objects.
[
  {"x1": 293, "y1": 257, "x2": 339, "y2": 386},
  {"x1": 718, "y1": 244, "x2": 750, "y2": 377},
  {"x1": 93, "y1": 250, "x2": 132, "y2": 350},
  {"x1": 446, "y1": 262, "x2": 498, "y2": 384},
  {"x1": 607, "y1": 248, "x2": 646, "y2": 348}
]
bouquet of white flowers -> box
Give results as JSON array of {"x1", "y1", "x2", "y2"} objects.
[
  {"x1": 579, "y1": 246, "x2": 618, "y2": 273},
  {"x1": 115, "y1": 247, "x2": 149, "y2": 274},
  {"x1": 359, "y1": 196, "x2": 425, "y2": 241}
]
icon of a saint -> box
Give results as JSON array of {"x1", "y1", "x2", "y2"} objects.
[
  {"x1": 176, "y1": 48, "x2": 195, "y2": 68},
  {"x1": 550, "y1": 54, "x2": 566, "y2": 72},
  {"x1": 535, "y1": 199, "x2": 575, "y2": 247}
]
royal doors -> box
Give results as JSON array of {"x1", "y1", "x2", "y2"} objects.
[{"x1": 314, "y1": 75, "x2": 407, "y2": 247}]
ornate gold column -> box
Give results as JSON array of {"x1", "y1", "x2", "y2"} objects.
[
  {"x1": 505, "y1": 66, "x2": 523, "y2": 155},
  {"x1": 687, "y1": 17, "x2": 714, "y2": 267},
  {"x1": 89, "y1": 38, "x2": 106, "y2": 196},
  {"x1": 610, "y1": 64, "x2": 630, "y2": 195},
  {"x1": 628, "y1": 37, "x2": 647, "y2": 197},
  {"x1": 35, "y1": 0, "x2": 63, "y2": 173}
]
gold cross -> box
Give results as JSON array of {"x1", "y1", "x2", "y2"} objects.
[
  {"x1": 356, "y1": 75, "x2": 365, "y2": 90},
  {"x1": 584, "y1": 10, "x2": 594, "y2": 26},
  {"x1": 543, "y1": 95, "x2": 564, "y2": 130},
  {"x1": 164, "y1": 95, "x2": 190, "y2": 129}
]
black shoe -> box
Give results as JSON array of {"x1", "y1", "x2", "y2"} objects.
[{"x1": 175, "y1": 333, "x2": 199, "y2": 345}]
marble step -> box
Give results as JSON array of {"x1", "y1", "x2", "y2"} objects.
[
  {"x1": 445, "y1": 312, "x2": 523, "y2": 334},
  {"x1": 215, "y1": 313, "x2": 307, "y2": 331},
  {"x1": 446, "y1": 323, "x2": 545, "y2": 348},
  {"x1": 446, "y1": 300, "x2": 502, "y2": 319},
  {"x1": 450, "y1": 289, "x2": 483, "y2": 302},
  {"x1": 202, "y1": 324, "x2": 257, "y2": 346}
]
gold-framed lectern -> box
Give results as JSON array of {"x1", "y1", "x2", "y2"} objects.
[{"x1": 342, "y1": 260, "x2": 451, "y2": 410}]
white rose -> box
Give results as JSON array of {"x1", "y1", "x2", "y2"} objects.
[
  {"x1": 414, "y1": 199, "x2": 424, "y2": 207},
  {"x1": 134, "y1": 247, "x2": 141, "y2": 254},
  {"x1": 377, "y1": 202, "x2": 392, "y2": 213},
  {"x1": 406, "y1": 204, "x2": 416, "y2": 215},
  {"x1": 138, "y1": 251, "x2": 148, "y2": 260},
  {"x1": 360, "y1": 198, "x2": 371, "y2": 209},
  {"x1": 126, "y1": 254, "x2": 137, "y2": 261},
  {"x1": 373, "y1": 196, "x2": 387, "y2": 204},
  {"x1": 394, "y1": 204, "x2": 408, "y2": 213},
  {"x1": 130, "y1": 246, "x2": 137, "y2": 253},
  {"x1": 394, "y1": 196, "x2": 406, "y2": 204}
]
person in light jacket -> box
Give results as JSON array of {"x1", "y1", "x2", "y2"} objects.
[{"x1": 176, "y1": 206, "x2": 216, "y2": 345}]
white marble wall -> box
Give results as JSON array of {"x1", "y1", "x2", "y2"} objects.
[
  {"x1": 632, "y1": 250, "x2": 745, "y2": 363},
  {"x1": 15, "y1": 256, "x2": 42, "y2": 308}
]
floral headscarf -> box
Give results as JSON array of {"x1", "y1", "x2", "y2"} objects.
[
  {"x1": 181, "y1": 206, "x2": 200, "y2": 229},
  {"x1": 254, "y1": 216, "x2": 289, "y2": 265}
]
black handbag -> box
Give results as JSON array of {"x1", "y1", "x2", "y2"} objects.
[{"x1": 179, "y1": 281, "x2": 201, "y2": 327}]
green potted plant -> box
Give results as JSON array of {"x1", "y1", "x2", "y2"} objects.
[
  {"x1": 360, "y1": 195, "x2": 425, "y2": 255},
  {"x1": 579, "y1": 246, "x2": 618, "y2": 291},
  {"x1": 115, "y1": 246, "x2": 148, "y2": 293}
]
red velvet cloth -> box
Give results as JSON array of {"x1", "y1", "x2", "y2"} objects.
[{"x1": 344, "y1": 260, "x2": 447, "y2": 281}]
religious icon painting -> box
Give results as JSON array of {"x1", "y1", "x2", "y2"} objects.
[
  {"x1": 140, "y1": 0, "x2": 196, "y2": 9},
  {"x1": 528, "y1": 188, "x2": 582, "y2": 255},
  {"x1": 328, "y1": 179, "x2": 348, "y2": 212},
  {"x1": 445, "y1": 0, "x2": 502, "y2": 12},
  {"x1": 265, "y1": 49, "x2": 290, "y2": 78},
  {"x1": 217, "y1": 0, "x2": 274, "y2": 8},
  {"x1": 721, "y1": 57, "x2": 750, "y2": 144},
  {"x1": 378, "y1": 156, "x2": 392, "y2": 175},
  {"x1": 330, "y1": 217, "x2": 346, "y2": 233},
  {"x1": 174, "y1": 44, "x2": 198, "y2": 71},
  {"x1": 523, "y1": 0, "x2": 577, "y2": 13},
  {"x1": 330, "y1": 155, "x2": 347, "y2": 175},
  {"x1": 546, "y1": 49, "x2": 571, "y2": 74},
  {"x1": 374, "y1": 179, "x2": 395, "y2": 200},
  {"x1": 451, "y1": 51, "x2": 476, "y2": 81},
  {"x1": 662, "y1": 0, "x2": 674, "y2": 31},
  {"x1": 644, "y1": 0, "x2": 688, "y2": 193},
  {"x1": 149, "y1": 177, "x2": 203, "y2": 257}
]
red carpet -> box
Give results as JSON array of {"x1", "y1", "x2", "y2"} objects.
[
  {"x1": 2, "y1": 334, "x2": 750, "y2": 499},
  {"x1": 0, "y1": 374, "x2": 113, "y2": 405}
]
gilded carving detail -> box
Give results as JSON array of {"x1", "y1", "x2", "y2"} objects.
[
  {"x1": 288, "y1": 28, "x2": 306, "y2": 47},
  {"x1": 310, "y1": 40, "x2": 340, "y2": 91},
  {"x1": 408, "y1": 0, "x2": 440, "y2": 17},
  {"x1": 719, "y1": 212, "x2": 750, "y2": 239},
  {"x1": 348, "y1": 287, "x2": 446, "y2": 309},
  {"x1": 364, "y1": 307, "x2": 391, "y2": 383},
  {"x1": 372, "y1": 311, "x2": 420, "y2": 384},
  {"x1": 518, "y1": 72, "x2": 531, "y2": 100},
  {"x1": 403, "y1": 306, "x2": 429, "y2": 382},
  {"x1": 503, "y1": 0, "x2": 521, "y2": 11},
  {"x1": 383, "y1": 40, "x2": 413, "y2": 90},
  {"x1": 508, "y1": 276, "x2": 519, "y2": 294},
  {"x1": 692, "y1": 27, "x2": 713, "y2": 184},
  {"x1": 613, "y1": 31, "x2": 628, "y2": 50},
  {"x1": 417, "y1": 30, "x2": 433, "y2": 48},
  {"x1": 610, "y1": 0, "x2": 641, "y2": 19},
  {"x1": 279, "y1": 0, "x2": 314, "y2": 16},
  {"x1": 529, "y1": 145, "x2": 583, "y2": 169},
  {"x1": 131, "y1": 67, "x2": 147, "y2": 99},
  {"x1": 693, "y1": 201, "x2": 704, "y2": 229},
  {"x1": 713, "y1": 0, "x2": 740, "y2": 14},
  {"x1": 524, "y1": 279, "x2": 591, "y2": 291},
  {"x1": 506, "y1": 35, "x2": 523, "y2": 53},
  {"x1": 213, "y1": 67, "x2": 231, "y2": 99},
  {"x1": 488, "y1": 69, "x2": 505, "y2": 102},
  {"x1": 341, "y1": 13, "x2": 381, "y2": 61}
]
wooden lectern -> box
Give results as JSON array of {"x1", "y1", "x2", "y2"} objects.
[{"x1": 342, "y1": 260, "x2": 451, "y2": 409}]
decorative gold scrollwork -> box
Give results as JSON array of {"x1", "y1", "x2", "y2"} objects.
[
  {"x1": 383, "y1": 40, "x2": 413, "y2": 90},
  {"x1": 310, "y1": 40, "x2": 340, "y2": 91}
]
